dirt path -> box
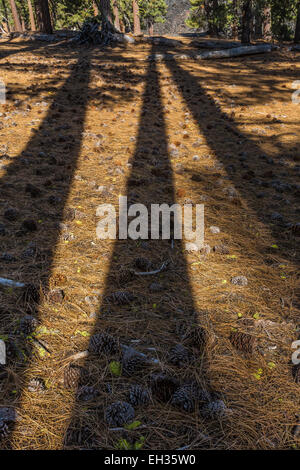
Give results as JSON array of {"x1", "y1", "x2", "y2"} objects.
[{"x1": 0, "y1": 39, "x2": 299, "y2": 450}]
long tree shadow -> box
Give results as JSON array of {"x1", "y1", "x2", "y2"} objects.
[
  {"x1": 0, "y1": 40, "x2": 58, "y2": 61},
  {"x1": 0, "y1": 49, "x2": 92, "y2": 448},
  {"x1": 64, "y1": 46, "x2": 219, "y2": 451},
  {"x1": 163, "y1": 55, "x2": 299, "y2": 263}
]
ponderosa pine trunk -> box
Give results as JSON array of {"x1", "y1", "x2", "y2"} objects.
[
  {"x1": 1, "y1": 0, "x2": 10, "y2": 32},
  {"x1": 27, "y1": 0, "x2": 36, "y2": 30},
  {"x1": 241, "y1": 0, "x2": 252, "y2": 44},
  {"x1": 93, "y1": 0, "x2": 98, "y2": 16},
  {"x1": 96, "y1": 0, "x2": 115, "y2": 33},
  {"x1": 148, "y1": 22, "x2": 154, "y2": 36},
  {"x1": 232, "y1": 0, "x2": 238, "y2": 39},
  {"x1": 204, "y1": 0, "x2": 219, "y2": 36},
  {"x1": 295, "y1": 1, "x2": 300, "y2": 43},
  {"x1": 112, "y1": 0, "x2": 120, "y2": 31},
  {"x1": 119, "y1": 18, "x2": 125, "y2": 32},
  {"x1": 34, "y1": 0, "x2": 52, "y2": 34},
  {"x1": 9, "y1": 0, "x2": 22, "y2": 32},
  {"x1": 132, "y1": 0, "x2": 141, "y2": 35}
]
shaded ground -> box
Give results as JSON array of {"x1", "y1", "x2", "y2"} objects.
[{"x1": 0, "y1": 36, "x2": 299, "y2": 450}]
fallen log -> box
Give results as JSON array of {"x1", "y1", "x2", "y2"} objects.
[
  {"x1": 148, "y1": 44, "x2": 274, "y2": 61},
  {"x1": 191, "y1": 39, "x2": 241, "y2": 49},
  {"x1": 144, "y1": 36, "x2": 183, "y2": 47}
]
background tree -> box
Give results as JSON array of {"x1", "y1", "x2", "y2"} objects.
[
  {"x1": 186, "y1": 0, "x2": 235, "y2": 37},
  {"x1": 1, "y1": 0, "x2": 11, "y2": 31},
  {"x1": 27, "y1": 0, "x2": 36, "y2": 30},
  {"x1": 139, "y1": 0, "x2": 167, "y2": 35},
  {"x1": 263, "y1": 0, "x2": 272, "y2": 40},
  {"x1": 294, "y1": 0, "x2": 300, "y2": 42},
  {"x1": 112, "y1": 0, "x2": 120, "y2": 30},
  {"x1": 94, "y1": 0, "x2": 117, "y2": 34},
  {"x1": 241, "y1": 0, "x2": 252, "y2": 43},
  {"x1": 50, "y1": 0, "x2": 93, "y2": 30},
  {"x1": 92, "y1": 0, "x2": 98, "y2": 15},
  {"x1": 9, "y1": 0, "x2": 22, "y2": 31},
  {"x1": 271, "y1": 0, "x2": 297, "y2": 40},
  {"x1": 34, "y1": 0, "x2": 52, "y2": 33},
  {"x1": 132, "y1": 0, "x2": 141, "y2": 35}
]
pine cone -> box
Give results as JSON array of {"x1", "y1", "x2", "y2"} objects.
[
  {"x1": 89, "y1": 332, "x2": 119, "y2": 356},
  {"x1": 0, "y1": 420, "x2": 9, "y2": 440},
  {"x1": 28, "y1": 377, "x2": 46, "y2": 393},
  {"x1": 168, "y1": 344, "x2": 192, "y2": 367},
  {"x1": 5, "y1": 338, "x2": 18, "y2": 360},
  {"x1": 171, "y1": 383, "x2": 211, "y2": 413},
  {"x1": 134, "y1": 258, "x2": 153, "y2": 271},
  {"x1": 201, "y1": 400, "x2": 228, "y2": 419},
  {"x1": 150, "y1": 373, "x2": 180, "y2": 403},
  {"x1": 116, "y1": 268, "x2": 135, "y2": 286},
  {"x1": 122, "y1": 347, "x2": 147, "y2": 376},
  {"x1": 106, "y1": 291, "x2": 135, "y2": 305},
  {"x1": 230, "y1": 331, "x2": 256, "y2": 354},
  {"x1": 128, "y1": 384, "x2": 151, "y2": 406},
  {"x1": 292, "y1": 364, "x2": 300, "y2": 384},
  {"x1": 64, "y1": 426, "x2": 93, "y2": 447},
  {"x1": 19, "y1": 315, "x2": 38, "y2": 336},
  {"x1": 176, "y1": 322, "x2": 207, "y2": 349},
  {"x1": 21, "y1": 283, "x2": 40, "y2": 304},
  {"x1": 104, "y1": 401, "x2": 135, "y2": 427},
  {"x1": 64, "y1": 364, "x2": 85, "y2": 389},
  {"x1": 76, "y1": 385, "x2": 99, "y2": 402}
]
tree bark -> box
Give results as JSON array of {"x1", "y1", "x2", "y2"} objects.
[
  {"x1": 295, "y1": 1, "x2": 300, "y2": 43},
  {"x1": 92, "y1": 0, "x2": 98, "y2": 16},
  {"x1": 34, "y1": 0, "x2": 52, "y2": 34},
  {"x1": 1, "y1": 0, "x2": 10, "y2": 31},
  {"x1": 263, "y1": 4, "x2": 272, "y2": 40},
  {"x1": 27, "y1": 0, "x2": 36, "y2": 31},
  {"x1": 241, "y1": 0, "x2": 252, "y2": 44},
  {"x1": 119, "y1": 18, "x2": 125, "y2": 33},
  {"x1": 204, "y1": 0, "x2": 219, "y2": 36},
  {"x1": 95, "y1": 0, "x2": 115, "y2": 33},
  {"x1": 232, "y1": 0, "x2": 238, "y2": 39},
  {"x1": 148, "y1": 22, "x2": 154, "y2": 36},
  {"x1": 132, "y1": 0, "x2": 141, "y2": 36},
  {"x1": 9, "y1": 0, "x2": 22, "y2": 32},
  {"x1": 112, "y1": 0, "x2": 120, "y2": 31}
]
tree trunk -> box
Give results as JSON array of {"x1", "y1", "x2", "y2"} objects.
[
  {"x1": 21, "y1": 16, "x2": 26, "y2": 31},
  {"x1": 92, "y1": 0, "x2": 98, "y2": 16},
  {"x1": 263, "y1": 4, "x2": 272, "y2": 40},
  {"x1": 295, "y1": 1, "x2": 300, "y2": 43},
  {"x1": 1, "y1": 0, "x2": 10, "y2": 32},
  {"x1": 9, "y1": 0, "x2": 22, "y2": 32},
  {"x1": 119, "y1": 18, "x2": 125, "y2": 33},
  {"x1": 241, "y1": 0, "x2": 252, "y2": 44},
  {"x1": 204, "y1": 0, "x2": 219, "y2": 36},
  {"x1": 34, "y1": 0, "x2": 52, "y2": 34},
  {"x1": 232, "y1": 0, "x2": 238, "y2": 39},
  {"x1": 95, "y1": 0, "x2": 115, "y2": 33},
  {"x1": 132, "y1": 0, "x2": 141, "y2": 36},
  {"x1": 148, "y1": 22, "x2": 154, "y2": 36},
  {"x1": 112, "y1": 0, "x2": 120, "y2": 31},
  {"x1": 27, "y1": 0, "x2": 36, "y2": 31}
]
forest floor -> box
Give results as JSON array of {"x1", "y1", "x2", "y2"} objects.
[{"x1": 0, "y1": 36, "x2": 299, "y2": 450}]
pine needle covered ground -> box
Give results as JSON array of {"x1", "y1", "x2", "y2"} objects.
[{"x1": 0, "y1": 36, "x2": 299, "y2": 450}]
